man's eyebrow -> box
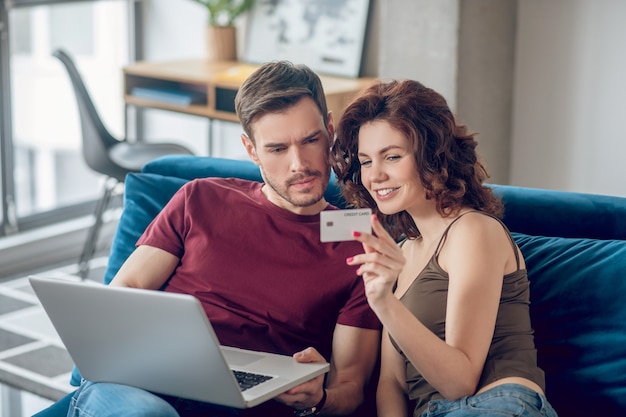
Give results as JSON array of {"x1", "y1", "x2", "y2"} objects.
[
  {"x1": 302, "y1": 129, "x2": 323, "y2": 140},
  {"x1": 263, "y1": 130, "x2": 323, "y2": 148},
  {"x1": 263, "y1": 142, "x2": 285, "y2": 149}
]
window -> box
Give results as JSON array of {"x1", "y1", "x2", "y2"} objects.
[{"x1": 0, "y1": 0, "x2": 135, "y2": 233}]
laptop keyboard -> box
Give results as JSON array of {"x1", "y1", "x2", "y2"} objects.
[{"x1": 233, "y1": 370, "x2": 274, "y2": 391}]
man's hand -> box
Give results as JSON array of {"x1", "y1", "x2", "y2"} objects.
[{"x1": 274, "y1": 347, "x2": 326, "y2": 410}]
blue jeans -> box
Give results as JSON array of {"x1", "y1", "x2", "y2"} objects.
[
  {"x1": 67, "y1": 380, "x2": 241, "y2": 417},
  {"x1": 419, "y1": 384, "x2": 559, "y2": 417}
]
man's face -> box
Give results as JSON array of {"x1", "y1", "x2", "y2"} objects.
[{"x1": 242, "y1": 97, "x2": 333, "y2": 215}]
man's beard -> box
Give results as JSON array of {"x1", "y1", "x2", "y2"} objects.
[{"x1": 262, "y1": 169, "x2": 330, "y2": 208}]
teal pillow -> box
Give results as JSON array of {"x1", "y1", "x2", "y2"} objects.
[
  {"x1": 70, "y1": 173, "x2": 189, "y2": 386},
  {"x1": 513, "y1": 233, "x2": 626, "y2": 416},
  {"x1": 101, "y1": 173, "x2": 189, "y2": 286}
]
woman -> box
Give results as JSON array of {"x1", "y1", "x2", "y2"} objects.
[{"x1": 331, "y1": 80, "x2": 558, "y2": 417}]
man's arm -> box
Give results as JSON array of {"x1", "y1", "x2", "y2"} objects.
[
  {"x1": 109, "y1": 245, "x2": 179, "y2": 290},
  {"x1": 376, "y1": 330, "x2": 409, "y2": 417},
  {"x1": 278, "y1": 324, "x2": 380, "y2": 415},
  {"x1": 323, "y1": 324, "x2": 380, "y2": 415}
]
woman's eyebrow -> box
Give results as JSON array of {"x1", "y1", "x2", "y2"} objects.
[{"x1": 358, "y1": 145, "x2": 403, "y2": 157}]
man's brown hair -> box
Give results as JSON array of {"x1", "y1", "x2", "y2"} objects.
[{"x1": 235, "y1": 61, "x2": 329, "y2": 142}]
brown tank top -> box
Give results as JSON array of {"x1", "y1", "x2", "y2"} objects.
[{"x1": 391, "y1": 211, "x2": 545, "y2": 416}]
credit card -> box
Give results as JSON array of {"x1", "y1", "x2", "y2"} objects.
[{"x1": 320, "y1": 208, "x2": 372, "y2": 242}]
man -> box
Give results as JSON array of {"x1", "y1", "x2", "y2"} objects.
[{"x1": 62, "y1": 61, "x2": 381, "y2": 417}]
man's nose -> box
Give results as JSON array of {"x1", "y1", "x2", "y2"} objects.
[{"x1": 290, "y1": 148, "x2": 308, "y2": 171}]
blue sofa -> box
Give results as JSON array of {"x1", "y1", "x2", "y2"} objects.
[{"x1": 36, "y1": 156, "x2": 626, "y2": 417}]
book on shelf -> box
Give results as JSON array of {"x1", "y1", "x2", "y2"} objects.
[{"x1": 130, "y1": 86, "x2": 206, "y2": 106}]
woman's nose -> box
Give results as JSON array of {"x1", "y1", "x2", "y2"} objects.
[{"x1": 368, "y1": 162, "x2": 387, "y2": 182}]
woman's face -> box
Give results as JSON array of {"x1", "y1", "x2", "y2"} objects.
[{"x1": 357, "y1": 120, "x2": 426, "y2": 215}]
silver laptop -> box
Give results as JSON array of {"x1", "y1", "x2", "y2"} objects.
[{"x1": 29, "y1": 276, "x2": 329, "y2": 409}]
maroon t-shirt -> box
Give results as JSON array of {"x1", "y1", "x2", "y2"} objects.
[{"x1": 137, "y1": 177, "x2": 379, "y2": 361}]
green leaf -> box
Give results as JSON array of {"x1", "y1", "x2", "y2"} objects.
[{"x1": 188, "y1": 0, "x2": 256, "y2": 27}]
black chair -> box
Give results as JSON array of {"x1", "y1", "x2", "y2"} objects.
[{"x1": 52, "y1": 49, "x2": 195, "y2": 279}]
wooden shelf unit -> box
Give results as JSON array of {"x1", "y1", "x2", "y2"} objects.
[{"x1": 123, "y1": 59, "x2": 376, "y2": 124}]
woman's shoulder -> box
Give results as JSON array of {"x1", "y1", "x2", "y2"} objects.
[
  {"x1": 442, "y1": 210, "x2": 522, "y2": 272},
  {"x1": 441, "y1": 210, "x2": 515, "y2": 257},
  {"x1": 449, "y1": 210, "x2": 506, "y2": 236}
]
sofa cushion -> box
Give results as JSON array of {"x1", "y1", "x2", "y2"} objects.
[
  {"x1": 103, "y1": 173, "x2": 190, "y2": 286},
  {"x1": 513, "y1": 232, "x2": 626, "y2": 416}
]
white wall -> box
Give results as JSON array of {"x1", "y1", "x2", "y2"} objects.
[
  {"x1": 456, "y1": 0, "x2": 517, "y2": 186},
  {"x1": 511, "y1": 0, "x2": 626, "y2": 196},
  {"x1": 378, "y1": 0, "x2": 459, "y2": 109}
]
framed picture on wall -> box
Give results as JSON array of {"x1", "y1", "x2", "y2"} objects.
[{"x1": 244, "y1": 0, "x2": 371, "y2": 78}]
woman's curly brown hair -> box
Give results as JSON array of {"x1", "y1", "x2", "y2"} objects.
[{"x1": 331, "y1": 79, "x2": 503, "y2": 240}]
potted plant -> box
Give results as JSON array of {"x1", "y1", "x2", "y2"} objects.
[{"x1": 189, "y1": 0, "x2": 257, "y2": 61}]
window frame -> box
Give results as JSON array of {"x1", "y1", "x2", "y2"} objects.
[{"x1": 0, "y1": 0, "x2": 140, "y2": 237}]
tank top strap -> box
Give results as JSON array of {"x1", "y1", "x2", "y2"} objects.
[
  {"x1": 432, "y1": 211, "x2": 521, "y2": 270},
  {"x1": 433, "y1": 211, "x2": 475, "y2": 256}
]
